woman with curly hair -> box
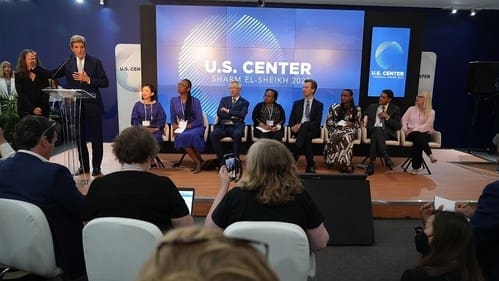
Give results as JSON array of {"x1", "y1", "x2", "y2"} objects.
[{"x1": 205, "y1": 138, "x2": 329, "y2": 251}]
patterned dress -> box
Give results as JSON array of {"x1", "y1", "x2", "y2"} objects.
[{"x1": 324, "y1": 103, "x2": 360, "y2": 170}]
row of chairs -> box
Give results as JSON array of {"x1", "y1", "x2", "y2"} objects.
[{"x1": 0, "y1": 198, "x2": 313, "y2": 281}]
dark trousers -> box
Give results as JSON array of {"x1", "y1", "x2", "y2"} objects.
[
  {"x1": 294, "y1": 122, "x2": 320, "y2": 168},
  {"x1": 406, "y1": 131, "x2": 431, "y2": 169},
  {"x1": 368, "y1": 127, "x2": 392, "y2": 162},
  {"x1": 76, "y1": 102, "x2": 103, "y2": 171},
  {"x1": 209, "y1": 124, "x2": 244, "y2": 164}
]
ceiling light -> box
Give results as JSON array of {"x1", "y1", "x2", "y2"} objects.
[
  {"x1": 470, "y1": 9, "x2": 476, "y2": 16},
  {"x1": 99, "y1": 0, "x2": 104, "y2": 5},
  {"x1": 451, "y1": 8, "x2": 458, "y2": 14}
]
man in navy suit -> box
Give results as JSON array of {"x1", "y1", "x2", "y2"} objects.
[
  {"x1": 209, "y1": 80, "x2": 249, "y2": 166},
  {"x1": 52, "y1": 34, "x2": 109, "y2": 177},
  {"x1": 0, "y1": 116, "x2": 86, "y2": 280},
  {"x1": 289, "y1": 79, "x2": 324, "y2": 173},
  {"x1": 363, "y1": 89, "x2": 401, "y2": 175}
]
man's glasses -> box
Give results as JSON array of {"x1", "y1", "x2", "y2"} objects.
[
  {"x1": 155, "y1": 237, "x2": 269, "y2": 266},
  {"x1": 40, "y1": 121, "x2": 57, "y2": 140}
]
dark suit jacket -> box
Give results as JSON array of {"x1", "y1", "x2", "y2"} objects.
[
  {"x1": 0, "y1": 152, "x2": 85, "y2": 278},
  {"x1": 215, "y1": 96, "x2": 249, "y2": 129},
  {"x1": 15, "y1": 65, "x2": 50, "y2": 117},
  {"x1": 288, "y1": 98, "x2": 324, "y2": 137},
  {"x1": 52, "y1": 54, "x2": 109, "y2": 113},
  {"x1": 363, "y1": 103, "x2": 402, "y2": 139}
]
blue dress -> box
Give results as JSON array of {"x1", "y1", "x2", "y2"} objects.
[
  {"x1": 131, "y1": 101, "x2": 166, "y2": 143},
  {"x1": 170, "y1": 96, "x2": 205, "y2": 151}
]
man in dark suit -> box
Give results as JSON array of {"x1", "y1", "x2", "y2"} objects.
[
  {"x1": 52, "y1": 34, "x2": 109, "y2": 177},
  {"x1": 0, "y1": 116, "x2": 86, "y2": 280},
  {"x1": 209, "y1": 80, "x2": 249, "y2": 166},
  {"x1": 363, "y1": 89, "x2": 401, "y2": 175},
  {"x1": 289, "y1": 79, "x2": 324, "y2": 173}
]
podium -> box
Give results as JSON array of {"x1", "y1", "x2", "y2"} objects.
[{"x1": 43, "y1": 88, "x2": 95, "y2": 179}]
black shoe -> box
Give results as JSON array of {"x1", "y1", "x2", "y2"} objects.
[
  {"x1": 384, "y1": 158, "x2": 394, "y2": 170},
  {"x1": 92, "y1": 169, "x2": 103, "y2": 177},
  {"x1": 74, "y1": 168, "x2": 90, "y2": 176},
  {"x1": 365, "y1": 163, "x2": 374, "y2": 175},
  {"x1": 305, "y1": 166, "x2": 316, "y2": 173}
]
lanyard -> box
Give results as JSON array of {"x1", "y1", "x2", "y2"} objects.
[
  {"x1": 266, "y1": 104, "x2": 274, "y2": 119},
  {"x1": 143, "y1": 103, "x2": 153, "y2": 121}
]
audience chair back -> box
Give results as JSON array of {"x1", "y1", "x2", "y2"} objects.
[
  {"x1": 0, "y1": 198, "x2": 62, "y2": 278},
  {"x1": 210, "y1": 116, "x2": 248, "y2": 142},
  {"x1": 400, "y1": 130, "x2": 442, "y2": 174},
  {"x1": 224, "y1": 221, "x2": 311, "y2": 281},
  {"x1": 82, "y1": 217, "x2": 163, "y2": 281}
]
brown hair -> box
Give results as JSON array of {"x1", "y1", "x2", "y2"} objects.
[{"x1": 112, "y1": 126, "x2": 159, "y2": 164}]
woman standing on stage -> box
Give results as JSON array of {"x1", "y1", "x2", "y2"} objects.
[
  {"x1": 170, "y1": 79, "x2": 205, "y2": 174},
  {"x1": 15, "y1": 49, "x2": 50, "y2": 118}
]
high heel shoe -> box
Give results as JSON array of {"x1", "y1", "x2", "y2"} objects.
[{"x1": 192, "y1": 162, "x2": 202, "y2": 174}]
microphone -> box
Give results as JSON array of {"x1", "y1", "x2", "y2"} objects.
[{"x1": 50, "y1": 55, "x2": 72, "y2": 81}]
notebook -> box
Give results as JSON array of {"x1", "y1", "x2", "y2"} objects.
[{"x1": 178, "y1": 187, "x2": 195, "y2": 215}]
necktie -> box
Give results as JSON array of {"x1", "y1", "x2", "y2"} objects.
[
  {"x1": 382, "y1": 105, "x2": 386, "y2": 112},
  {"x1": 77, "y1": 58, "x2": 83, "y2": 73},
  {"x1": 305, "y1": 100, "x2": 310, "y2": 119},
  {"x1": 232, "y1": 98, "x2": 236, "y2": 104}
]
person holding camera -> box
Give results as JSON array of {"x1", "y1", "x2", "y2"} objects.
[{"x1": 205, "y1": 139, "x2": 329, "y2": 251}]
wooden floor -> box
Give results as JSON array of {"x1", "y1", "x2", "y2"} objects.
[{"x1": 51, "y1": 144, "x2": 498, "y2": 218}]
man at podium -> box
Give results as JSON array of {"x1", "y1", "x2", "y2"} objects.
[{"x1": 51, "y1": 34, "x2": 109, "y2": 177}]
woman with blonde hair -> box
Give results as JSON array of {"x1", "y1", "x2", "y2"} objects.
[
  {"x1": 0, "y1": 61, "x2": 17, "y2": 112},
  {"x1": 401, "y1": 91, "x2": 437, "y2": 175},
  {"x1": 138, "y1": 226, "x2": 278, "y2": 281},
  {"x1": 205, "y1": 138, "x2": 329, "y2": 251}
]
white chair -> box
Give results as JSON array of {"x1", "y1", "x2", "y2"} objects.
[
  {"x1": 0, "y1": 198, "x2": 63, "y2": 279},
  {"x1": 287, "y1": 125, "x2": 325, "y2": 145},
  {"x1": 82, "y1": 217, "x2": 163, "y2": 281},
  {"x1": 210, "y1": 116, "x2": 248, "y2": 143},
  {"x1": 224, "y1": 221, "x2": 312, "y2": 281},
  {"x1": 400, "y1": 130, "x2": 442, "y2": 174},
  {"x1": 251, "y1": 125, "x2": 287, "y2": 142},
  {"x1": 162, "y1": 124, "x2": 170, "y2": 142},
  {"x1": 360, "y1": 115, "x2": 401, "y2": 165}
]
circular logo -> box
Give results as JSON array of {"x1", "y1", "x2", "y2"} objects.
[{"x1": 375, "y1": 41, "x2": 404, "y2": 70}]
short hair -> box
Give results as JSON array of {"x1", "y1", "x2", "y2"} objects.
[
  {"x1": 142, "y1": 83, "x2": 157, "y2": 102},
  {"x1": 420, "y1": 211, "x2": 484, "y2": 280},
  {"x1": 14, "y1": 116, "x2": 56, "y2": 150},
  {"x1": 304, "y1": 79, "x2": 318, "y2": 93},
  {"x1": 239, "y1": 139, "x2": 303, "y2": 205},
  {"x1": 112, "y1": 126, "x2": 159, "y2": 164},
  {"x1": 138, "y1": 226, "x2": 278, "y2": 281},
  {"x1": 342, "y1": 89, "x2": 353, "y2": 97},
  {"x1": 0, "y1": 61, "x2": 13, "y2": 78},
  {"x1": 264, "y1": 88, "x2": 278, "y2": 101},
  {"x1": 229, "y1": 80, "x2": 242, "y2": 89},
  {"x1": 381, "y1": 89, "x2": 394, "y2": 99},
  {"x1": 70, "y1": 34, "x2": 86, "y2": 48}
]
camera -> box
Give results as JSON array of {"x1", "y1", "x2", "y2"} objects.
[{"x1": 224, "y1": 153, "x2": 242, "y2": 182}]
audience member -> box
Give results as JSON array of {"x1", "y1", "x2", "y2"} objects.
[
  {"x1": 363, "y1": 89, "x2": 401, "y2": 175},
  {"x1": 138, "y1": 226, "x2": 278, "y2": 281},
  {"x1": 401, "y1": 91, "x2": 437, "y2": 175},
  {"x1": 131, "y1": 83, "x2": 166, "y2": 144},
  {"x1": 289, "y1": 79, "x2": 324, "y2": 173},
  {"x1": 0, "y1": 116, "x2": 85, "y2": 280},
  {"x1": 251, "y1": 88, "x2": 286, "y2": 141},
  {"x1": 0, "y1": 127, "x2": 14, "y2": 160},
  {"x1": 401, "y1": 210, "x2": 484, "y2": 281},
  {"x1": 51, "y1": 34, "x2": 109, "y2": 177},
  {"x1": 209, "y1": 80, "x2": 249, "y2": 166},
  {"x1": 81, "y1": 126, "x2": 193, "y2": 232},
  {"x1": 170, "y1": 79, "x2": 205, "y2": 174},
  {"x1": 15, "y1": 49, "x2": 50, "y2": 118},
  {"x1": 0, "y1": 61, "x2": 17, "y2": 111},
  {"x1": 455, "y1": 180, "x2": 499, "y2": 281},
  {"x1": 205, "y1": 138, "x2": 329, "y2": 251},
  {"x1": 324, "y1": 89, "x2": 359, "y2": 173}
]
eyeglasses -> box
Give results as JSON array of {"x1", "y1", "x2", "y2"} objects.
[
  {"x1": 155, "y1": 237, "x2": 269, "y2": 266},
  {"x1": 40, "y1": 121, "x2": 57, "y2": 140}
]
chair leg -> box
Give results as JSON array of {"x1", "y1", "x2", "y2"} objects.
[
  {"x1": 155, "y1": 156, "x2": 165, "y2": 168},
  {"x1": 173, "y1": 153, "x2": 187, "y2": 168},
  {"x1": 422, "y1": 158, "x2": 431, "y2": 175},
  {"x1": 401, "y1": 157, "x2": 411, "y2": 172}
]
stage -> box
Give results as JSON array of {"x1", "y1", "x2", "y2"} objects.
[{"x1": 51, "y1": 144, "x2": 498, "y2": 218}]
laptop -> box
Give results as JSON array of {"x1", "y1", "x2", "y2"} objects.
[{"x1": 178, "y1": 187, "x2": 195, "y2": 215}]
